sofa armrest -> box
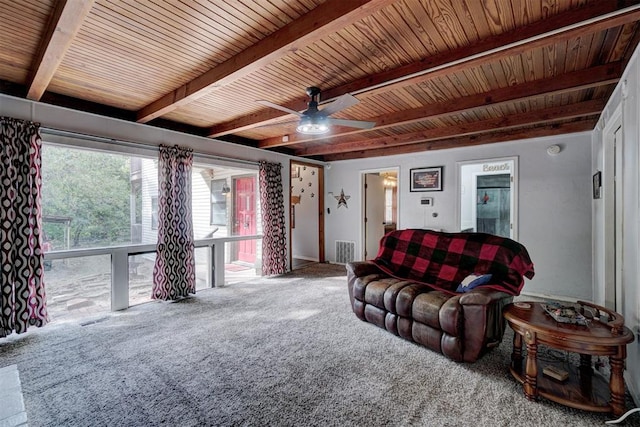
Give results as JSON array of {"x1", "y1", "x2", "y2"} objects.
[
  {"x1": 346, "y1": 261, "x2": 385, "y2": 314},
  {"x1": 459, "y1": 287, "x2": 513, "y2": 362},
  {"x1": 346, "y1": 261, "x2": 383, "y2": 278},
  {"x1": 459, "y1": 288, "x2": 512, "y2": 306}
]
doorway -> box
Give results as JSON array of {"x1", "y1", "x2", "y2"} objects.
[
  {"x1": 458, "y1": 157, "x2": 518, "y2": 239},
  {"x1": 290, "y1": 161, "x2": 324, "y2": 270},
  {"x1": 603, "y1": 108, "x2": 623, "y2": 312},
  {"x1": 476, "y1": 174, "x2": 511, "y2": 237},
  {"x1": 233, "y1": 176, "x2": 257, "y2": 264},
  {"x1": 362, "y1": 169, "x2": 398, "y2": 260}
]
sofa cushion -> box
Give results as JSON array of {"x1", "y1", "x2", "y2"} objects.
[{"x1": 411, "y1": 291, "x2": 451, "y2": 330}]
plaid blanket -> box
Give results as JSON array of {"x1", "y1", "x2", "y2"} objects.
[{"x1": 372, "y1": 229, "x2": 535, "y2": 296}]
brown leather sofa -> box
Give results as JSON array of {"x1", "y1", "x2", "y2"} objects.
[{"x1": 346, "y1": 229, "x2": 535, "y2": 363}]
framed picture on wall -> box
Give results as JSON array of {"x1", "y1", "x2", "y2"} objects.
[
  {"x1": 291, "y1": 166, "x2": 300, "y2": 178},
  {"x1": 410, "y1": 166, "x2": 443, "y2": 192}
]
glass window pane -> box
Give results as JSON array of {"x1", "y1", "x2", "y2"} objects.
[
  {"x1": 385, "y1": 188, "x2": 393, "y2": 223},
  {"x1": 195, "y1": 247, "x2": 211, "y2": 291},
  {"x1": 129, "y1": 253, "x2": 155, "y2": 306},
  {"x1": 44, "y1": 255, "x2": 111, "y2": 323},
  {"x1": 42, "y1": 144, "x2": 158, "y2": 249},
  {"x1": 41, "y1": 141, "x2": 263, "y2": 317},
  {"x1": 225, "y1": 238, "x2": 261, "y2": 285},
  {"x1": 210, "y1": 178, "x2": 227, "y2": 225},
  {"x1": 151, "y1": 197, "x2": 158, "y2": 230}
]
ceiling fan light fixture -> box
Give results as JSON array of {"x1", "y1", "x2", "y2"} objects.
[{"x1": 297, "y1": 115, "x2": 329, "y2": 135}]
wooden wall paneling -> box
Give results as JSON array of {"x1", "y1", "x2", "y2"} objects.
[
  {"x1": 391, "y1": 1, "x2": 440, "y2": 56},
  {"x1": 379, "y1": 4, "x2": 435, "y2": 60},
  {"x1": 422, "y1": 0, "x2": 473, "y2": 50},
  {"x1": 608, "y1": 24, "x2": 638, "y2": 62},
  {"x1": 449, "y1": 0, "x2": 481, "y2": 43},
  {"x1": 0, "y1": 1, "x2": 54, "y2": 84},
  {"x1": 212, "y1": 2, "x2": 626, "y2": 140},
  {"x1": 406, "y1": 1, "x2": 454, "y2": 52},
  {"x1": 102, "y1": 1, "x2": 232, "y2": 62},
  {"x1": 136, "y1": 0, "x2": 398, "y2": 123},
  {"x1": 462, "y1": 67, "x2": 492, "y2": 93},
  {"x1": 2, "y1": 0, "x2": 639, "y2": 160}
]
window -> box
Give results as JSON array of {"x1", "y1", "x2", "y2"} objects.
[
  {"x1": 132, "y1": 181, "x2": 142, "y2": 225},
  {"x1": 131, "y1": 181, "x2": 143, "y2": 243},
  {"x1": 210, "y1": 179, "x2": 228, "y2": 226},
  {"x1": 40, "y1": 139, "x2": 261, "y2": 323},
  {"x1": 151, "y1": 196, "x2": 158, "y2": 230},
  {"x1": 385, "y1": 188, "x2": 394, "y2": 223},
  {"x1": 41, "y1": 145, "x2": 158, "y2": 248}
]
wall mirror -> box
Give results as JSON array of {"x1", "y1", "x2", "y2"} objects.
[{"x1": 457, "y1": 157, "x2": 518, "y2": 239}]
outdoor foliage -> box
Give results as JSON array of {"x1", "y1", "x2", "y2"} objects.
[{"x1": 41, "y1": 144, "x2": 132, "y2": 248}]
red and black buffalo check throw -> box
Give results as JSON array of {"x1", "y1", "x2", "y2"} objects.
[{"x1": 372, "y1": 229, "x2": 535, "y2": 296}]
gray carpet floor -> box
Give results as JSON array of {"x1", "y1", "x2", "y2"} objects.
[{"x1": 0, "y1": 263, "x2": 637, "y2": 426}]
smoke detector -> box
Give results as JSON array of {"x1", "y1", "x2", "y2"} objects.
[{"x1": 547, "y1": 145, "x2": 561, "y2": 155}]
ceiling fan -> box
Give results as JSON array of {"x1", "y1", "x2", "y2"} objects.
[{"x1": 257, "y1": 87, "x2": 376, "y2": 135}]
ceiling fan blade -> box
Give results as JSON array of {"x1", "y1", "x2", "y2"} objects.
[
  {"x1": 256, "y1": 100, "x2": 303, "y2": 117},
  {"x1": 327, "y1": 118, "x2": 376, "y2": 129},
  {"x1": 319, "y1": 93, "x2": 360, "y2": 117}
]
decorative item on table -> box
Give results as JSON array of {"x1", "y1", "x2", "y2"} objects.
[
  {"x1": 542, "y1": 365, "x2": 569, "y2": 381},
  {"x1": 542, "y1": 302, "x2": 588, "y2": 325}
]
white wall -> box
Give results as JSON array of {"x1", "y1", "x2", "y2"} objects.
[
  {"x1": 325, "y1": 132, "x2": 593, "y2": 301},
  {"x1": 592, "y1": 43, "x2": 640, "y2": 401}
]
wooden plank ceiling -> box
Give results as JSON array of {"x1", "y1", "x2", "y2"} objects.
[{"x1": 1, "y1": 0, "x2": 639, "y2": 161}]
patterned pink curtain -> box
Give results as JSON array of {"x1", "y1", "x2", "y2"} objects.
[
  {"x1": 259, "y1": 161, "x2": 287, "y2": 275},
  {"x1": 0, "y1": 117, "x2": 49, "y2": 337},
  {"x1": 152, "y1": 145, "x2": 196, "y2": 300}
]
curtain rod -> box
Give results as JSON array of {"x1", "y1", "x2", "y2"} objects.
[{"x1": 41, "y1": 127, "x2": 326, "y2": 168}]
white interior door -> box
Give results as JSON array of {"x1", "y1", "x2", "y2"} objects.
[
  {"x1": 364, "y1": 174, "x2": 385, "y2": 260},
  {"x1": 614, "y1": 126, "x2": 623, "y2": 313}
]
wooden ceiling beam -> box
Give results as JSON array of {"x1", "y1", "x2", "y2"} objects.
[
  {"x1": 208, "y1": 0, "x2": 638, "y2": 138},
  {"x1": 136, "y1": 0, "x2": 395, "y2": 124},
  {"x1": 322, "y1": 120, "x2": 598, "y2": 161},
  {"x1": 259, "y1": 62, "x2": 621, "y2": 149},
  {"x1": 330, "y1": 2, "x2": 640, "y2": 100},
  {"x1": 26, "y1": 0, "x2": 94, "y2": 101},
  {"x1": 297, "y1": 100, "x2": 605, "y2": 156}
]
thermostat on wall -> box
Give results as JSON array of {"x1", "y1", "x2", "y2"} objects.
[{"x1": 421, "y1": 197, "x2": 433, "y2": 206}]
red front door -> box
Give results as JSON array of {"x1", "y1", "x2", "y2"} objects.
[{"x1": 234, "y1": 176, "x2": 257, "y2": 263}]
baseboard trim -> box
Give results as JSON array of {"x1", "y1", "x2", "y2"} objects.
[
  {"x1": 292, "y1": 255, "x2": 319, "y2": 262},
  {"x1": 518, "y1": 291, "x2": 580, "y2": 303}
]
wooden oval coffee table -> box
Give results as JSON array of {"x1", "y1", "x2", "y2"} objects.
[{"x1": 503, "y1": 301, "x2": 634, "y2": 417}]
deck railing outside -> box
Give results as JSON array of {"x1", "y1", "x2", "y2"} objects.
[{"x1": 43, "y1": 235, "x2": 262, "y2": 322}]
